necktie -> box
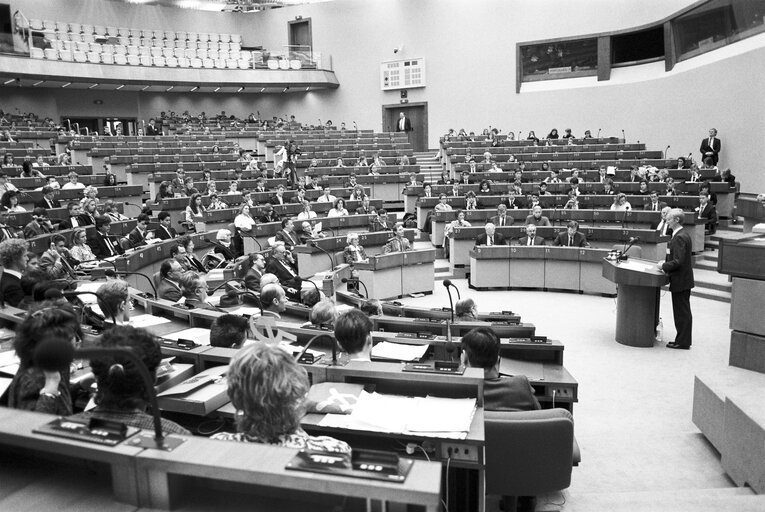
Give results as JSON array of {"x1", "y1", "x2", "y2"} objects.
[
  {"x1": 499, "y1": 217, "x2": 504, "y2": 226},
  {"x1": 709, "y1": 137, "x2": 713, "y2": 148},
  {"x1": 568, "y1": 236, "x2": 573, "y2": 246},
  {"x1": 105, "y1": 235, "x2": 115, "y2": 256},
  {"x1": 488, "y1": 237, "x2": 493, "y2": 246},
  {"x1": 527, "y1": 238, "x2": 532, "y2": 246},
  {"x1": 1, "y1": 227, "x2": 11, "y2": 240}
]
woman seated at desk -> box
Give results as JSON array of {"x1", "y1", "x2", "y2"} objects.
[
  {"x1": 185, "y1": 193, "x2": 206, "y2": 229},
  {"x1": 443, "y1": 210, "x2": 471, "y2": 258},
  {"x1": 610, "y1": 193, "x2": 632, "y2": 212},
  {"x1": 211, "y1": 341, "x2": 350, "y2": 453},
  {"x1": 455, "y1": 298, "x2": 478, "y2": 322},
  {"x1": 343, "y1": 232, "x2": 368, "y2": 265},
  {"x1": 383, "y1": 222, "x2": 412, "y2": 253},
  {"x1": 71, "y1": 325, "x2": 190, "y2": 435},
  {"x1": 326, "y1": 198, "x2": 349, "y2": 218},
  {"x1": 0, "y1": 190, "x2": 25, "y2": 212},
  {"x1": 68, "y1": 227, "x2": 97, "y2": 266},
  {"x1": 296, "y1": 200, "x2": 317, "y2": 221},
  {"x1": 234, "y1": 204, "x2": 257, "y2": 233},
  {"x1": 300, "y1": 298, "x2": 338, "y2": 329},
  {"x1": 180, "y1": 236, "x2": 206, "y2": 273},
  {"x1": 208, "y1": 193, "x2": 228, "y2": 210}
]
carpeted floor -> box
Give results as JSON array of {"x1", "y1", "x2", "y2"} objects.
[{"x1": 394, "y1": 278, "x2": 761, "y2": 511}]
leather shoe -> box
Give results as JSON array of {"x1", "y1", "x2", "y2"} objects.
[{"x1": 666, "y1": 343, "x2": 690, "y2": 350}]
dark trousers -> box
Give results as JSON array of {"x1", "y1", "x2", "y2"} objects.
[{"x1": 671, "y1": 289, "x2": 692, "y2": 347}]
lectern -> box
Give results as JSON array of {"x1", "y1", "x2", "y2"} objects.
[{"x1": 602, "y1": 257, "x2": 669, "y2": 347}]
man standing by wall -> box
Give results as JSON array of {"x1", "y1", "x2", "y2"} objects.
[
  {"x1": 660, "y1": 208, "x2": 694, "y2": 350},
  {"x1": 396, "y1": 112, "x2": 412, "y2": 143},
  {"x1": 699, "y1": 128, "x2": 721, "y2": 166}
]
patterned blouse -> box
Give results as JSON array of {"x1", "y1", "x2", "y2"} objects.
[
  {"x1": 8, "y1": 367, "x2": 72, "y2": 415},
  {"x1": 211, "y1": 428, "x2": 351, "y2": 454}
]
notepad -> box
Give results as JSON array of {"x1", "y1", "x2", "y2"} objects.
[
  {"x1": 371, "y1": 341, "x2": 428, "y2": 362},
  {"x1": 130, "y1": 314, "x2": 172, "y2": 329},
  {"x1": 162, "y1": 327, "x2": 211, "y2": 346}
]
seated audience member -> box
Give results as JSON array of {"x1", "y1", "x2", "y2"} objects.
[
  {"x1": 40, "y1": 234, "x2": 76, "y2": 279},
  {"x1": 553, "y1": 220, "x2": 590, "y2": 247},
  {"x1": 474, "y1": 222, "x2": 505, "y2": 248},
  {"x1": 77, "y1": 199, "x2": 98, "y2": 226},
  {"x1": 369, "y1": 208, "x2": 391, "y2": 232},
  {"x1": 96, "y1": 279, "x2": 130, "y2": 326},
  {"x1": 644, "y1": 190, "x2": 667, "y2": 212},
  {"x1": 17, "y1": 269, "x2": 49, "y2": 310},
  {"x1": 699, "y1": 180, "x2": 718, "y2": 206},
  {"x1": 696, "y1": 191, "x2": 718, "y2": 234},
  {"x1": 360, "y1": 299, "x2": 383, "y2": 316},
  {"x1": 434, "y1": 193, "x2": 453, "y2": 214},
  {"x1": 302, "y1": 298, "x2": 338, "y2": 329},
  {"x1": 20, "y1": 160, "x2": 45, "y2": 177},
  {"x1": 316, "y1": 185, "x2": 337, "y2": 204},
  {"x1": 208, "y1": 193, "x2": 228, "y2": 210},
  {"x1": 210, "y1": 314, "x2": 249, "y2": 348},
  {"x1": 170, "y1": 244, "x2": 191, "y2": 272},
  {"x1": 265, "y1": 244, "x2": 301, "y2": 289},
  {"x1": 343, "y1": 233, "x2": 368, "y2": 265},
  {"x1": 563, "y1": 191, "x2": 579, "y2": 210},
  {"x1": 383, "y1": 222, "x2": 412, "y2": 253},
  {"x1": 297, "y1": 201, "x2": 318, "y2": 221},
  {"x1": 179, "y1": 236, "x2": 206, "y2": 273},
  {"x1": 327, "y1": 198, "x2": 349, "y2": 217},
  {"x1": 297, "y1": 221, "x2": 322, "y2": 245},
  {"x1": 610, "y1": 192, "x2": 632, "y2": 212},
  {"x1": 275, "y1": 218, "x2": 300, "y2": 250},
  {"x1": 300, "y1": 287, "x2": 322, "y2": 308},
  {"x1": 525, "y1": 205, "x2": 551, "y2": 227},
  {"x1": 211, "y1": 341, "x2": 350, "y2": 452},
  {"x1": 291, "y1": 187, "x2": 308, "y2": 205},
  {"x1": 465, "y1": 191, "x2": 479, "y2": 210},
  {"x1": 102, "y1": 200, "x2": 127, "y2": 222},
  {"x1": 88, "y1": 216, "x2": 124, "y2": 259},
  {"x1": 0, "y1": 190, "x2": 25, "y2": 213},
  {"x1": 461, "y1": 327, "x2": 541, "y2": 411},
  {"x1": 260, "y1": 283, "x2": 288, "y2": 318},
  {"x1": 8, "y1": 301, "x2": 82, "y2": 415},
  {"x1": 235, "y1": 204, "x2": 258, "y2": 232},
  {"x1": 35, "y1": 186, "x2": 60, "y2": 210},
  {"x1": 334, "y1": 309, "x2": 373, "y2": 361},
  {"x1": 259, "y1": 204, "x2": 280, "y2": 223},
  {"x1": 490, "y1": 204, "x2": 513, "y2": 227},
  {"x1": 270, "y1": 185, "x2": 287, "y2": 206},
  {"x1": 653, "y1": 206, "x2": 673, "y2": 236},
  {"x1": 62, "y1": 171, "x2": 85, "y2": 190},
  {"x1": 179, "y1": 272, "x2": 215, "y2": 310},
  {"x1": 637, "y1": 180, "x2": 650, "y2": 196},
  {"x1": 243, "y1": 253, "x2": 266, "y2": 292},
  {"x1": 0, "y1": 173, "x2": 18, "y2": 195},
  {"x1": 157, "y1": 259, "x2": 184, "y2": 302},
  {"x1": 211, "y1": 229, "x2": 236, "y2": 261},
  {"x1": 72, "y1": 326, "x2": 190, "y2": 435},
  {"x1": 0, "y1": 212, "x2": 18, "y2": 241},
  {"x1": 127, "y1": 213, "x2": 151, "y2": 249},
  {"x1": 24, "y1": 207, "x2": 54, "y2": 238},
  {"x1": 518, "y1": 224, "x2": 545, "y2": 246},
  {"x1": 455, "y1": 298, "x2": 478, "y2": 321},
  {"x1": 0, "y1": 238, "x2": 29, "y2": 307},
  {"x1": 185, "y1": 193, "x2": 206, "y2": 227},
  {"x1": 355, "y1": 198, "x2": 373, "y2": 215},
  {"x1": 720, "y1": 168, "x2": 735, "y2": 185},
  {"x1": 443, "y1": 210, "x2": 471, "y2": 257},
  {"x1": 155, "y1": 211, "x2": 177, "y2": 240},
  {"x1": 603, "y1": 179, "x2": 616, "y2": 195}
]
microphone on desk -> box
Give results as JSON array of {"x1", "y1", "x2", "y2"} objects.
[
  {"x1": 124, "y1": 202, "x2": 144, "y2": 214},
  {"x1": 309, "y1": 240, "x2": 335, "y2": 270},
  {"x1": 104, "y1": 269, "x2": 156, "y2": 298},
  {"x1": 621, "y1": 129, "x2": 626, "y2": 142},
  {"x1": 597, "y1": 128, "x2": 602, "y2": 138},
  {"x1": 44, "y1": 287, "x2": 117, "y2": 325},
  {"x1": 295, "y1": 332, "x2": 337, "y2": 365},
  {"x1": 664, "y1": 145, "x2": 671, "y2": 159},
  {"x1": 442, "y1": 280, "x2": 455, "y2": 323},
  {"x1": 33, "y1": 339, "x2": 184, "y2": 451},
  {"x1": 341, "y1": 277, "x2": 368, "y2": 299},
  {"x1": 204, "y1": 237, "x2": 235, "y2": 261},
  {"x1": 207, "y1": 279, "x2": 245, "y2": 296}
]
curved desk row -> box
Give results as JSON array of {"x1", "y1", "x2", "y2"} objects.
[
  {"x1": 450, "y1": 226, "x2": 668, "y2": 268},
  {"x1": 25, "y1": 220, "x2": 137, "y2": 254},
  {"x1": 354, "y1": 249, "x2": 436, "y2": 300},
  {"x1": 469, "y1": 246, "x2": 618, "y2": 295},
  {"x1": 20, "y1": 185, "x2": 144, "y2": 212}
]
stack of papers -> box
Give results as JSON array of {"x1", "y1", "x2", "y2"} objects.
[
  {"x1": 162, "y1": 327, "x2": 211, "y2": 346},
  {"x1": 0, "y1": 350, "x2": 19, "y2": 376},
  {"x1": 130, "y1": 314, "x2": 172, "y2": 329},
  {"x1": 371, "y1": 341, "x2": 428, "y2": 362},
  {"x1": 319, "y1": 392, "x2": 476, "y2": 439}
]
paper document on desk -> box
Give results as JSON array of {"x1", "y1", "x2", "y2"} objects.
[
  {"x1": 162, "y1": 327, "x2": 211, "y2": 346},
  {"x1": 130, "y1": 314, "x2": 172, "y2": 329},
  {"x1": 406, "y1": 396, "x2": 476, "y2": 433},
  {"x1": 0, "y1": 377, "x2": 11, "y2": 398},
  {"x1": 73, "y1": 281, "x2": 105, "y2": 304},
  {"x1": 371, "y1": 341, "x2": 428, "y2": 362},
  {"x1": 228, "y1": 306, "x2": 262, "y2": 316},
  {"x1": 619, "y1": 260, "x2": 659, "y2": 273}
]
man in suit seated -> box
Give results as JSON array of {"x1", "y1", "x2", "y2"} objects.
[
  {"x1": 270, "y1": 185, "x2": 287, "y2": 206},
  {"x1": 524, "y1": 205, "x2": 551, "y2": 227},
  {"x1": 88, "y1": 215, "x2": 125, "y2": 260},
  {"x1": 0, "y1": 238, "x2": 28, "y2": 307},
  {"x1": 274, "y1": 218, "x2": 300, "y2": 251},
  {"x1": 154, "y1": 211, "x2": 177, "y2": 240},
  {"x1": 553, "y1": 220, "x2": 590, "y2": 247},
  {"x1": 643, "y1": 190, "x2": 667, "y2": 212},
  {"x1": 209, "y1": 314, "x2": 249, "y2": 348},
  {"x1": 356, "y1": 197, "x2": 373, "y2": 215},
  {"x1": 23, "y1": 208, "x2": 54, "y2": 239},
  {"x1": 696, "y1": 191, "x2": 718, "y2": 234},
  {"x1": 0, "y1": 212, "x2": 20, "y2": 241},
  {"x1": 259, "y1": 204, "x2": 280, "y2": 223},
  {"x1": 34, "y1": 186, "x2": 60, "y2": 210},
  {"x1": 265, "y1": 243, "x2": 301, "y2": 290},
  {"x1": 57, "y1": 201, "x2": 83, "y2": 230},
  {"x1": 179, "y1": 271, "x2": 218, "y2": 310},
  {"x1": 244, "y1": 253, "x2": 266, "y2": 293},
  {"x1": 653, "y1": 206, "x2": 673, "y2": 237},
  {"x1": 518, "y1": 224, "x2": 545, "y2": 246},
  {"x1": 260, "y1": 283, "x2": 288, "y2": 319},
  {"x1": 157, "y1": 259, "x2": 184, "y2": 302},
  {"x1": 474, "y1": 222, "x2": 506, "y2": 248},
  {"x1": 126, "y1": 214, "x2": 151, "y2": 249},
  {"x1": 333, "y1": 308, "x2": 373, "y2": 362},
  {"x1": 369, "y1": 208, "x2": 391, "y2": 232},
  {"x1": 39, "y1": 234, "x2": 77, "y2": 279},
  {"x1": 490, "y1": 204, "x2": 513, "y2": 227}
]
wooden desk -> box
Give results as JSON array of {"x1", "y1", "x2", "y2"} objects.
[
  {"x1": 355, "y1": 249, "x2": 436, "y2": 300},
  {"x1": 737, "y1": 196, "x2": 765, "y2": 233}
]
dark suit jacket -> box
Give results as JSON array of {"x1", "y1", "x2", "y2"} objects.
[
  {"x1": 270, "y1": 195, "x2": 287, "y2": 206},
  {"x1": 34, "y1": 198, "x2": 60, "y2": 209},
  {"x1": 57, "y1": 216, "x2": 82, "y2": 230},
  {"x1": 0, "y1": 271, "x2": 23, "y2": 307},
  {"x1": 185, "y1": 255, "x2": 205, "y2": 273},
  {"x1": 369, "y1": 217, "x2": 392, "y2": 232},
  {"x1": 22, "y1": 221, "x2": 50, "y2": 239},
  {"x1": 642, "y1": 200, "x2": 667, "y2": 212},
  {"x1": 155, "y1": 225, "x2": 177, "y2": 240},
  {"x1": 489, "y1": 215, "x2": 514, "y2": 227},
  {"x1": 146, "y1": 125, "x2": 161, "y2": 136},
  {"x1": 661, "y1": 228, "x2": 694, "y2": 292},
  {"x1": 697, "y1": 202, "x2": 718, "y2": 233},
  {"x1": 474, "y1": 232, "x2": 507, "y2": 247},
  {"x1": 157, "y1": 278, "x2": 182, "y2": 302},
  {"x1": 699, "y1": 137, "x2": 721, "y2": 164},
  {"x1": 356, "y1": 206, "x2": 373, "y2": 215},
  {"x1": 395, "y1": 116, "x2": 412, "y2": 132},
  {"x1": 274, "y1": 229, "x2": 299, "y2": 250},
  {"x1": 127, "y1": 228, "x2": 147, "y2": 249},
  {"x1": 265, "y1": 257, "x2": 301, "y2": 288},
  {"x1": 483, "y1": 369, "x2": 541, "y2": 412},
  {"x1": 552, "y1": 231, "x2": 590, "y2": 247},
  {"x1": 518, "y1": 235, "x2": 545, "y2": 246},
  {"x1": 88, "y1": 231, "x2": 124, "y2": 259},
  {"x1": 77, "y1": 213, "x2": 96, "y2": 226},
  {"x1": 244, "y1": 268, "x2": 263, "y2": 292},
  {"x1": 524, "y1": 215, "x2": 551, "y2": 227}
]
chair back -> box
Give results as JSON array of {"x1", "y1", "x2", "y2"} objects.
[{"x1": 484, "y1": 409, "x2": 574, "y2": 497}]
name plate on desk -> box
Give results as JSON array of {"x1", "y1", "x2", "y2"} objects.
[
  {"x1": 396, "y1": 332, "x2": 436, "y2": 340},
  {"x1": 403, "y1": 361, "x2": 465, "y2": 375},
  {"x1": 286, "y1": 449, "x2": 414, "y2": 483}
]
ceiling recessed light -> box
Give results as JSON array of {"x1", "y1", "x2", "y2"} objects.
[
  {"x1": 237, "y1": 86, "x2": 244, "y2": 92},
  {"x1": 33, "y1": 81, "x2": 44, "y2": 86},
  {"x1": 141, "y1": 85, "x2": 149, "y2": 91},
  {"x1": 61, "y1": 82, "x2": 71, "y2": 88},
  {"x1": 190, "y1": 86, "x2": 199, "y2": 92},
  {"x1": 260, "y1": 87, "x2": 265, "y2": 93},
  {"x1": 166, "y1": 86, "x2": 174, "y2": 92},
  {"x1": 116, "y1": 84, "x2": 124, "y2": 90},
  {"x1": 3, "y1": 79, "x2": 15, "y2": 85},
  {"x1": 282, "y1": 87, "x2": 288, "y2": 93},
  {"x1": 214, "y1": 86, "x2": 220, "y2": 92},
  {"x1": 89, "y1": 83, "x2": 99, "y2": 89}
]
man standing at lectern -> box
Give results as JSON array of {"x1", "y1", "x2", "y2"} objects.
[{"x1": 660, "y1": 208, "x2": 694, "y2": 350}]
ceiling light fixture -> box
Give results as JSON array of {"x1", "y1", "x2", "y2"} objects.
[
  {"x1": 214, "y1": 86, "x2": 220, "y2": 92},
  {"x1": 237, "y1": 86, "x2": 244, "y2": 92},
  {"x1": 116, "y1": 84, "x2": 124, "y2": 90},
  {"x1": 33, "y1": 80, "x2": 44, "y2": 86},
  {"x1": 3, "y1": 79, "x2": 15, "y2": 85},
  {"x1": 61, "y1": 82, "x2": 71, "y2": 88},
  {"x1": 166, "y1": 86, "x2": 174, "y2": 92},
  {"x1": 89, "y1": 83, "x2": 99, "y2": 89}
]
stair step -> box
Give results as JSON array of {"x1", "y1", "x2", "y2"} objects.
[
  {"x1": 548, "y1": 487, "x2": 763, "y2": 512},
  {"x1": 692, "y1": 287, "x2": 731, "y2": 303},
  {"x1": 695, "y1": 260, "x2": 718, "y2": 271}
]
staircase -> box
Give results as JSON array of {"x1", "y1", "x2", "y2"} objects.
[
  {"x1": 690, "y1": 222, "x2": 747, "y2": 304},
  {"x1": 413, "y1": 150, "x2": 442, "y2": 184}
]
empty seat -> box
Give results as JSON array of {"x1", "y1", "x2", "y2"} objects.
[
  {"x1": 114, "y1": 54, "x2": 127, "y2": 65},
  {"x1": 30, "y1": 47, "x2": 45, "y2": 59},
  {"x1": 185, "y1": 40, "x2": 196, "y2": 49},
  {"x1": 209, "y1": 33, "x2": 220, "y2": 42},
  {"x1": 207, "y1": 50, "x2": 218, "y2": 60},
  {"x1": 173, "y1": 47, "x2": 184, "y2": 58},
  {"x1": 177, "y1": 31, "x2": 187, "y2": 41},
  {"x1": 117, "y1": 27, "x2": 129, "y2": 36},
  {"x1": 150, "y1": 46, "x2": 161, "y2": 57},
  {"x1": 127, "y1": 54, "x2": 140, "y2": 65},
  {"x1": 106, "y1": 26, "x2": 118, "y2": 36},
  {"x1": 128, "y1": 28, "x2": 140, "y2": 37},
  {"x1": 166, "y1": 56, "x2": 178, "y2": 67},
  {"x1": 239, "y1": 50, "x2": 251, "y2": 61},
  {"x1": 153, "y1": 30, "x2": 163, "y2": 40},
  {"x1": 290, "y1": 59, "x2": 302, "y2": 70},
  {"x1": 162, "y1": 47, "x2": 174, "y2": 58},
  {"x1": 226, "y1": 59, "x2": 238, "y2": 69},
  {"x1": 74, "y1": 51, "x2": 88, "y2": 63},
  {"x1": 164, "y1": 30, "x2": 175, "y2": 40},
  {"x1": 267, "y1": 59, "x2": 279, "y2": 69},
  {"x1": 140, "y1": 55, "x2": 152, "y2": 66},
  {"x1": 82, "y1": 33, "x2": 95, "y2": 43},
  {"x1": 50, "y1": 40, "x2": 65, "y2": 51},
  {"x1": 101, "y1": 53, "x2": 114, "y2": 64},
  {"x1": 218, "y1": 50, "x2": 229, "y2": 60},
  {"x1": 198, "y1": 32, "x2": 209, "y2": 42},
  {"x1": 118, "y1": 35, "x2": 129, "y2": 46},
  {"x1": 228, "y1": 50, "x2": 240, "y2": 60},
  {"x1": 30, "y1": 19, "x2": 44, "y2": 30},
  {"x1": 94, "y1": 25, "x2": 106, "y2": 36},
  {"x1": 230, "y1": 42, "x2": 241, "y2": 52},
  {"x1": 231, "y1": 34, "x2": 242, "y2": 43},
  {"x1": 197, "y1": 49, "x2": 208, "y2": 59},
  {"x1": 163, "y1": 39, "x2": 174, "y2": 49},
  {"x1": 87, "y1": 51, "x2": 100, "y2": 63},
  {"x1": 196, "y1": 40, "x2": 206, "y2": 50},
  {"x1": 190, "y1": 57, "x2": 202, "y2": 68},
  {"x1": 178, "y1": 57, "x2": 190, "y2": 68},
  {"x1": 70, "y1": 23, "x2": 82, "y2": 33},
  {"x1": 68, "y1": 32, "x2": 82, "y2": 42},
  {"x1": 44, "y1": 48, "x2": 59, "y2": 60},
  {"x1": 81, "y1": 24, "x2": 94, "y2": 34},
  {"x1": 174, "y1": 39, "x2": 185, "y2": 49},
  {"x1": 114, "y1": 45, "x2": 127, "y2": 55},
  {"x1": 90, "y1": 42, "x2": 103, "y2": 53},
  {"x1": 187, "y1": 31, "x2": 198, "y2": 41},
  {"x1": 153, "y1": 56, "x2": 166, "y2": 67},
  {"x1": 127, "y1": 45, "x2": 139, "y2": 56},
  {"x1": 237, "y1": 59, "x2": 249, "y2": 70},
  {"x1": 219, "y1": 41, "x2": 230, "y2": 51},
  {"x1": 207, "y1": 40, "x2": 217, "y2": 51},
  {"x1": 101, "y1": 43, "x2": 113, "y2": 54},
  {"x1": 75, "y1": 41, "x2": 89, "y2": 52},
  {"x1": 203, "y1": 58, "x2": 214, "y2": 68},
  {"x1": 61, "y1": 49, "x2": 74, "y2": 61},
  {"x1": 184, "y1": 48, "x2": 196, "y2": 59},
  {"x1": 139, "y1": 46, "x2": 150, "y2": 57},
  {"x1": 279, "y1": 59, "x2": 290, "y2": 70},
  {"x1": 43, "y1": 20, "x2": 56, "y2": 30},
  {"x1": 220, "y1": 33, "x2": 231, "y2": 43},
  {"x1": 214, "y1": 58, "x2": 226, "y2": 69}
]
